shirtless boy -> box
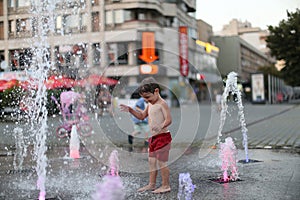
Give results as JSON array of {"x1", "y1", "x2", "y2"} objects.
[{"x1": 120, "y1": 77, "x2": 172, "y2": 194}]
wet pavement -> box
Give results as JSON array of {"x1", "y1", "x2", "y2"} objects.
[
  {"x1": 0, "y1": 146, "x2": 299, "y2": 200},
  {"x1": 0, "y1": 103, "x2": 300, "y2": 199}
]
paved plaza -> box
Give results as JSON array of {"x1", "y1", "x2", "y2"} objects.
[{"x1": 0, "y1": 103, "x2": 299, "y2": 199}]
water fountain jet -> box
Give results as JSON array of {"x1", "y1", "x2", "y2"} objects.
[
  {"x1": 70, "y1": 125, "x2": 80, "y2": 159},
  {"x1": 108, "y1": 150, "x2": 119, "y2": 176},
  {"x1": 217, "y1": 71, "x2": 249, "y2": 163},
  {"x1": 177, "y1": 172, "x2": 196, "y2": 200},
  {"x1": 219, "y1": 137, "x2": 239, "y2": 182},
  {"x1": 92, "y1": 149, "x2": 124, "y2": 200},
  {"x1": 26, "y1": 1, "x2": 58, "y2": 199},
  {"x1": 13, "y1": 127, "x2": 27, "y2": 171}
]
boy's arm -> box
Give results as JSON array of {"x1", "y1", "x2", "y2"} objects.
[
  {"x1": 120, "y1": 104, "x2": 148, "y2": 120},
  {"x1": 161, "y1": 102, "x2": 172, "y2": 130}
]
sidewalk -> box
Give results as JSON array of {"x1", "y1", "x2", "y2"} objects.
[
  {"x1": 0, "y1": 146, "x2": 299, "y2": 200},
  {"x1": 0, "y1": 103, "x2": 299, "y2": 199}
]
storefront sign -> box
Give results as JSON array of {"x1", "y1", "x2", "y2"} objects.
[
  {"x1": 179, "y1": 26, "x2": 189, "y2": 76},
  {"x1": 251, "y1": 73, "x2": 265, "y2": 103}
]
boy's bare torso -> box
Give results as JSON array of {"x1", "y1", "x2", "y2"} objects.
[{"x1": 148, "y1": 101, "x2": 168, "y2": 136}]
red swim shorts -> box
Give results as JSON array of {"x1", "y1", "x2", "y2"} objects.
[{"x1": 148, "y1": 132, "x2": 172, "y2": 162}]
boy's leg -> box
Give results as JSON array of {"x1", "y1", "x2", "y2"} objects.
[
  {"x1": 152, "y1": 160, "x2": 171, "y2": 193},
  {"x1": 108, "y1": 104, "x2": 114, "y2": 116},
  {"x1": 137, "y1": 157, "x2": 157, "y2": 192},
  {"x1": 99, "y1": 105, "x2": 103, "y2": 116},
  {"x1": 128, "y1": 135, "x2": 134, "y2": 145},
  {"x1": 128, "y1": 129, "x2": 141, "y2": 145}
]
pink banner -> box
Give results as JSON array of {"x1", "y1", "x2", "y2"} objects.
[{"x1": 179, "y1": 26, "x2": 189, "y2": 77}]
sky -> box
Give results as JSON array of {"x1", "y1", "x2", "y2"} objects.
[{"x1": 196, "y1": 0, "x2": 300, "y2": 32}]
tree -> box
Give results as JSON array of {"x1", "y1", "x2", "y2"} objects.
[
  {"x1": 266, "y1": 9, "x2": 300, "y2": 86},
  {"x1": 257, "y1": 65, "x2": 281, "y2": 77}
]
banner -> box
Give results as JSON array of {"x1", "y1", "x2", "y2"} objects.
[
  {"x1": 179, "y1": 26, "x2": 189, "y2": 77},
  {"x1": 251, "y1": 73, "x2": 265, "y2": 103}
]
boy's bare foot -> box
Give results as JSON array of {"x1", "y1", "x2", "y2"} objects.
[
  {"x1": 152, "y1": 186, "x2": 171, "y2": 194},
  {"x1": 137, "y1": 184, "x2": 156, "y2": 192}
]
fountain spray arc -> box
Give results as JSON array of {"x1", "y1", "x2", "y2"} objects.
[
  {"x1": 27, "y1": 1, "x2": 58, "y2": 199},
  {"x1": 217, "y1": 72, "x2": 249, "y2": 162},
  {"x1": 92, "y1": 150, "x2": 124, "y2": 200}
]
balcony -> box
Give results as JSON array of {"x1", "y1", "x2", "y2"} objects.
[
  {"x1": 107, "y1": 19, "x2": 161, "y2": 31},
  {"x1": 182, "y1": 0, "x2": 196, "y2": 12},
  {"x1": 107, "y1": 0, "x2": 164, "y2": 15},
  {"x1": 8, "y1": 6, "x2": 31, "y2": 15}
]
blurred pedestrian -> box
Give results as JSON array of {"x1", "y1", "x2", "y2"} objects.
[
  {"x1": 128, "y1": 97, "x2": 150, "y2": 152},
  {"x1": 216, "y1": 92, "x2": 222, "y2": 112},
  {"x1": 97, "y1": 86, "x2": 114, "y2": 116},
  {"x1": 60, "y1": 90, "x2": 81, "y2": 120}
]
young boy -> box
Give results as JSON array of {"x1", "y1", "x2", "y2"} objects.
[{"x1": 120, "y1": 77, "x2": 172, "y2": 193}]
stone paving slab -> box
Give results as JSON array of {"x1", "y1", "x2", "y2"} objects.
[
  {"x1": 0, "y1": 146, "x2": 299, "y2": 200},
  {"x1": 1, "y1": 103, "x2": 299, "y2": 199}
]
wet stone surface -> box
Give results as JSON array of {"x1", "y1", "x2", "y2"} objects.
[{"x1": 0, "y1": 147, "x2": 299, "y2": 200}]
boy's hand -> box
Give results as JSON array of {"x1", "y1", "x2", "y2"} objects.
[
  {"x1": 151, "y1": 124, "x2": 162, "y2": 134},
  {"x1": 119, "y1": 104, "x2": 131, "y2": 112}
]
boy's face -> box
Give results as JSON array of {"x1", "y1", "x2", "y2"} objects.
[{"x1": 141, "y1": 88, "x2": 159, "y2": 104}]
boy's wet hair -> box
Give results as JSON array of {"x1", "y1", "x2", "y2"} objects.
[{"x1": 138, "y1": 77, "x2": 160, "y2": 94}]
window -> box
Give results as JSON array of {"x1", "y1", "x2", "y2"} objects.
[
  {"x1": 16, "y1": 18, "x2": 31, "y2": 35},
  {"x1": 107, "y1": 43, "x2": 128, "y2": 65},
  {"x1": 56, "y1": 44, "x2": 87, "y2": 68},
  {"x1": 92, "y1": 12, "x2": 99, "y2": 31},
  {"x1": 0, "y1": 22, "x2": 4, "y2": 39},
  {"x1": 17, "y1": 0, "x2": 30, "y2": 7},
  {"x1": 64, "y1": 14, "x2": 80, "y2": 33},
  {"x1": 188, "y1": 27, "x2": 197, "y2": 40},
  {"x1": 9, "y1": 20, "x2": 15, "y2": 36},
  {"x1": 0, "y1": 0, "x2": 3, "y2": 16},
  {"x1": 124, "y1": 10, "x2": 133, "y2": 21},
  {"x1": 106, "y1": 11, "x2": 113, "y2": 24},
  {"x1": 9, "y1": 49, "x2": 32, "y2": 70},
  {"x1": 106, "y1": 10, "x2": 125, "y2": 25},
  {"x1": 81, "y1": 13, "x2": 88, "y2": 32},
  {"x1": 114, "y1": 10, "x2": 124, "y2": 24},
  {"x1": 92, "y1": 0, "x2": 99, "y2": 6},
  {"x1": 56, "y1": 16, "x2": 63, "y2": 34},
  {"x1": 138, "y1": 12, "x2": 145, "y2": 20},
  {"x1": 8, "y1": 0, "x2": 15, "y2": 8},
  {"x1": 93, "y1": 43, "x2": 101, "y2": 65}
]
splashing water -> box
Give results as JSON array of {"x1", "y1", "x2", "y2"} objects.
[
  {"x1": 177, "y1": 172, "x2": 196, "y2": 200},
  {"x1": 70, "y1": 125, "x2": 80, "y2": 159},
  {"x1": 13, "y1": 127, "x2": 27, "y2": 170},
  {"x1": 92, "y1": 175, "x2": 125, "y2": 200},
  {"x1": 108, "y1": 150, "x2": 119, "y2": 176},
  {"x1": 92, "y1": 150, "x2": 123, "y2": 199},
  {"x1": 217, "y1": 72, "x2": 249, "y2": 162},
  {"x1": 27, "y1": 1, "x2": 58, "y2": 199},
  {"x1": 219, "y1": 137, "x2": 239, "y2": 182}
]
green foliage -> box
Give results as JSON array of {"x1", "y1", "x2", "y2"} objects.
[
  {"x1": 0, "y1": 86, "x2": 25, "y2": 110},
  {"x1": 0, "y1": 87, "x2": 64, "y2": 115},
  {"x1": 257, "y1": 65, "x2": 281, "y2": 77},
  {"x1": 47, "y1": 88, "x2": 65, "y2": 115},
  {"x1": 266, "y1": 8, "x2": 300, "y2": 86}
]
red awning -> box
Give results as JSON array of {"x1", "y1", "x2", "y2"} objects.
[
  {"x1": 19, "y1": 76, "x2": 76, "y2": 90},
  {"x1": 45, "y1": 75, "x2": 75, "y2": 89},
  {"x1": 75, "y1": 74, "x2": 118, "y2": 86},
  {"x1": 0, "y1": 79, "x2": 19, "y2": 92}
]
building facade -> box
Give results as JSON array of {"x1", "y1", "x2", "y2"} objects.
[
  {"x1": 212, "y1": 35, "x2": 274, "y2": 83},
  {"x1": 215, "y1": 19, "x2": 275, "y2": 59},
  {"x1": 1, "y1": 0, "x2": 221, "y2": 103},
  {"x1": 196, "y1": 19, "x2": 213, "y2": 43}
]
